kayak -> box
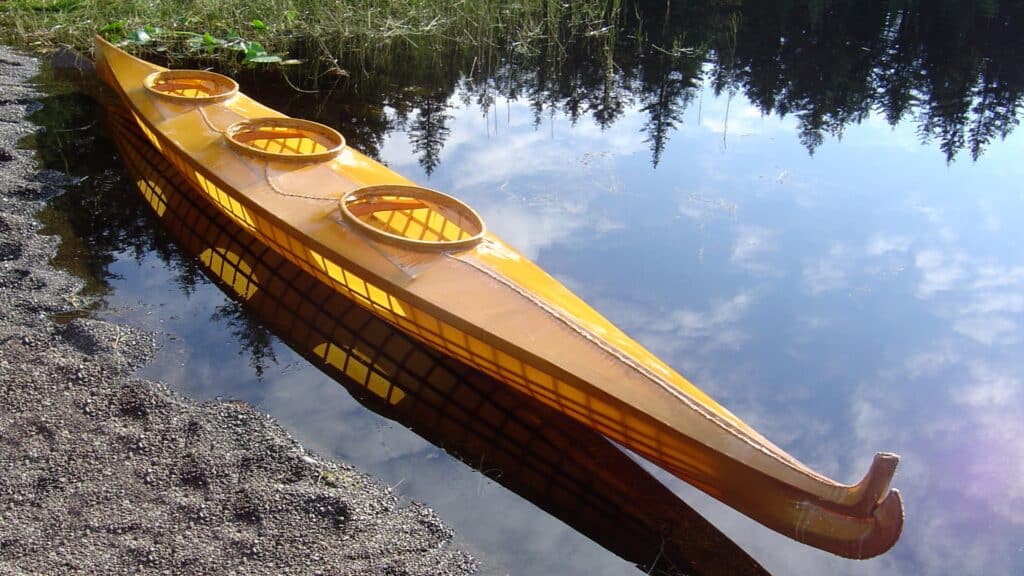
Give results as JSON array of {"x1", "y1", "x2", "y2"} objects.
[
  {"x1": 93, "y1": 35, "x2": 903, "y2": 558},
  {"x1": 106, "y1": 108, "x2": 771, "y2": 574}
]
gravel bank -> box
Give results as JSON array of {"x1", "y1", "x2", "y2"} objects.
[{"x1": 0, "y1": 46, "x2": 477, "y2": 576}]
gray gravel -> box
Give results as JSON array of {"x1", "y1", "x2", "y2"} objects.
[{"x1": 0, "y1": 46, "x2": 477, "y2": 576}]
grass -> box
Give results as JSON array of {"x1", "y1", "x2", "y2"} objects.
[{"x1": 0, "y1": 0, "x2": 621, "y2": 67}]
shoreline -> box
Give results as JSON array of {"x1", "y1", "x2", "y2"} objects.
[{"x1": 0, "y1": 45, "x2": 477, "y2": 575}]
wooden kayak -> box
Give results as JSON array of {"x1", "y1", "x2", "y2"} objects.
[
  {"x1": 106, "y1": 107, "x2": 771, "y2": 574},
  {"x1": 93, "y1": 35, "x2": 903, "y2": 558}
]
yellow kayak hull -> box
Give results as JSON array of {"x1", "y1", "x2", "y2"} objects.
[
  {"x1": 107, "y1": 108, "x2": 772, "y2": 573},
  {"x1": 94, "y1": 36, "x2": 903, "y2": 558}
]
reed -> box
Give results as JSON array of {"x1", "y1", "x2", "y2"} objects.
[{"x1": 0, "y1": 0, "x2": 621, "y2": 66}]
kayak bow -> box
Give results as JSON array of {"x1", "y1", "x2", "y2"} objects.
[{"x1": 93, "y1": 35, "x2": 903, "y2": 559}]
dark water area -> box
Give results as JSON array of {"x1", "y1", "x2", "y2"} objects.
[{"x1": 28, "y1": 1, "x2": 1024, "y2": 574}]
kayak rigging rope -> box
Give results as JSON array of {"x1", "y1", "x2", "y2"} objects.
[
  {"x1": 193, "y1": 104, "x2": 342, "y2": 202},
  {"x1": 235, "y1": 174, "x2": 417, "y2": 280},
  {"x1": 196, "y1": 105, "x2": 230, "y2": 134},
  {"x1": 262, "y1": 162, "x2": 341, "y2": 201}
]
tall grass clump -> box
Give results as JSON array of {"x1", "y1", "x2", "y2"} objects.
[{"x1": 0, "y1": 0, "x2": 623, "y2": 69}]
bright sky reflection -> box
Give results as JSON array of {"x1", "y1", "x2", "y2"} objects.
[
  {"x1": 106, "y1": 69, "x2": 1024, "y2": 575},
  {"x1": 373, "y1": 79, "x2": 1024, "y2": 575}
]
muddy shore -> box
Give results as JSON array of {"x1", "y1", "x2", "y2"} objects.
[{"x1": 0, "y1": 46, "x2": 476, "y2": 575}]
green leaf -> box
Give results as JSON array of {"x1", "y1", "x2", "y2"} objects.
[
  {"x1": 244, "y1": 42, "x2": 267, "y2": 60},
  {"x1": 251, "y1": 18, "x2": 267, "y2": 30},
  {"x1": 100, "y1": 20, "x2": 126, "y2": 33},
  {"x1": 247, "y1": 55, "x2": 282, "y2": 63},
  {"x1": 201, "y1": 32, "x2": 223, "y2": 46}
]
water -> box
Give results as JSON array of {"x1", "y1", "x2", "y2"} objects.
[{"x1": 32, "y1": 2, "x2": 1024, "y2": 574}]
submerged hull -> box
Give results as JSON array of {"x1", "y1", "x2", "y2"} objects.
[{"x1": 93, "y1": 36, "x2": 903, "y2": 558}]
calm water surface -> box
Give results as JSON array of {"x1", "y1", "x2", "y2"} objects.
[{"x1": 35, "y1": 2, "x2": 1024, "y2": 574}]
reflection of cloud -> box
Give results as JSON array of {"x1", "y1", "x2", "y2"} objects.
[
  {"x1": 953, "y1": 316, "x2": 1019, "y2": 346},
  {"x1": 802, "y1": 244, "x2": 850, "y2": 294},
  {"x1": 384, "y1": 96, "x2": 646, "y2": 261},
  {"x1": 977, "y1": 197, "x2": 1004, "y2": 232},
  {"x1": 455, "y1": 131, "x2": 555, "y2": 190},
  {"x1": 621, "y1": 292, "x2": 755, "y2": 362},
  {"x1": 972, "y1": 264, "x2": 1024, "y2": 290},
  {"x1": 841, "y1": 349, "x2": 1024, "y2": 575},
  {"x1": 700, "y1": 103, "x2": 787, "y2": 137},
  {"x1": 592, "y1": 215, "x2": 625, "y2": 234},
  {"x1": 954, "y1": 363, "x2": 1020, "y2": 407},
  {"x1": 866, "y1": 233, "x2": 912, "y2": 256},
  {"x1": 910, "y1": 203, "x2": 958, "y2": 243},
  {"x1": 731, "y1": 226, "x2": 778, "y2": 276},
  {"x1": 474, "y1": 201, "x2": 589, "y2": 261},
  {"x1": 952, "y1": 285, "x2": 1023, "y2": 346},
  {"x1": 950, "y1": 362, "x2": 1024, "y2": 528},
  {"x1": 913, "y1": 249, "x2": 966, "y2": 297},
  {"x1": 904, "y1": 347, "x2": 961, "y2": 379},
  {"x1": 800, "y1": 233, "x2": 916, "y2": 296},
  {"x1": 440, "y1": 97, "x2": 645, "y2": 191},
  {"x1": 677, "y1": 191, "x2": 737, "y2": 222},
  {"x1": 966, "y1": 414, "x2": 1024, "y2": 527},
  {"x1": 960, "y1": 291, "x2": 1024, "y2": 316},
  {"x1": 910, "y1": 254, "x2": 1024, "y2": 347},
  {"x1": 664, "y1": 292, "x2": 754, "y2": 351}
]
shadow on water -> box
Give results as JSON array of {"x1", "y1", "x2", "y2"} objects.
[{"x1": 102, "y1": 104, "x2": 770, "y2": 576}]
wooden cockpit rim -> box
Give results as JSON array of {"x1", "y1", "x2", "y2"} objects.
[
  {"x1": 224, "y1": 117, "x2": 346, "y2": 163},
  {"x1": 143, "y1": 70, "x2": 239, "y2": 104},
  {"x1": 339, "y1": 185, "x2": 486, "y2": 252}
]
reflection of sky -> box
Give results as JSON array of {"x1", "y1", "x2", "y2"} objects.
[
  {"x1": 108, "y1": 75, "x2": 1024, "y2": 575},
  {"x1": 110, "y1": 253, "x2": 637, "y2": 576},
  {"x1": 380, "y1": 82, "x2": 1024, "y2": 574}
]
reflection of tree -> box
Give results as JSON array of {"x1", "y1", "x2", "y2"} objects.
[
  {"x1": 407, "y1": 91, "x2": 453, "y2": 176},
  {"x1": 211, "y1": 301, "x2": 278, "y2": 379},
  {"x1": 967, "y1": 1, "x2": 1024, "y2": 160},
  {"x1": 715, "y1": 1, "x2": 1023, "y2": 161},
  {"x1": 875, "y1": 9, "x2": 921, "y2": 130},
  {"x1": 639, "y1": 62, "x2": 696, "y2": 166},
  {"x1": 305, "y1": 0, "x2": 1021, "y2": 165},
  {"x1": 723, "y1": 1, "x2": 880, "y2": 155},
  {"x1": 31, "y1": 88, "x2": 169, "y2": 298},
  {"x1": 29, "y1": 76, "x2": 280, "y2": 380},
  {"x1": 125, "y1": 2, "x2": 1024, "y2": 171},
  {"x1": 912, "y1": 0, "x2": 1024, "y2": 161},
  {"x1": 591, "y1": 31, "x2": 629, "y2": 130}
]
